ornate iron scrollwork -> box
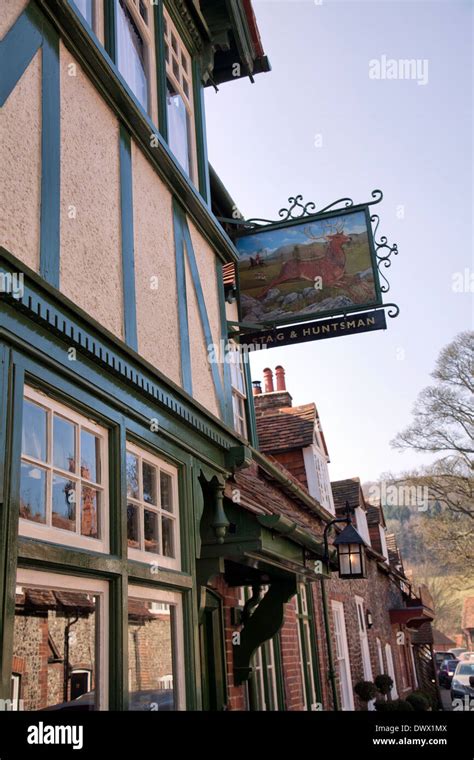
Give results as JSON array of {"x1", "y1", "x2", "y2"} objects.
[{"x1": 371, "y1": 212, "x2": 399, "y2": 298}]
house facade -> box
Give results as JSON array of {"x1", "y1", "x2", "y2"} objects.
[{"x1": 1, "y1": 0, "x2": 435, "y2": 713}]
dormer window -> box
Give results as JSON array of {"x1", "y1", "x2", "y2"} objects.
[{"x1": 354, "y1": 506, "x2": 370, "y2": 545}]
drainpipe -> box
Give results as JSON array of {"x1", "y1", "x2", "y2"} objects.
[{"x1": 320, "y1": 578, "x2": 339, "y2": 711}]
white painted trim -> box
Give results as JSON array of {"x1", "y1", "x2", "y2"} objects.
[
  {"x1": 129, "y1": 585, "x2": 186, "y2": 710},
  {"x1": 16, "y1": 568, "x2": 109, "y2": 710},
  {"x1": 126, "y1": 440, "x2": 181, "y2": 571},
  {"x1": 385, "y1": 643, "x2": 398, "y2": 699},
  {"x1": 20, "y1": 386, "x2": 109, "y2": 553},
  {"x1": 331, "y1": 600, "x2": 354, "y2": 710}
]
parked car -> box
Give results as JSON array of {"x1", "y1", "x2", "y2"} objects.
[
  {"x1": 438, "y1": 659, "x2": 458, "y2": 688},
  {"x1": 450, "y1": 647, "x2": 467, "y2": 659},
  {"x1": 41, "y1": 688, "x2": 174, "y2": 711},
  {"x1": 450, "y1": 660, "x2": 474, "y2": 701},
  {"x1": 458, "y1": 651, "x2": 474, "y2": 662},
  {"x1": 435, "y1": 651, "x2": 455, "y2": 671}
]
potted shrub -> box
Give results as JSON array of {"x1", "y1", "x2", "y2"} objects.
[
  {"x1": 406, "y1": 690, "x2": 431, "y2": 712},
  {"x1": 374, "y1": 673, "x2": 394, "y2": 701},
  {"x1": 354, "y1": 680, "x2": 378, "y2": 710}
]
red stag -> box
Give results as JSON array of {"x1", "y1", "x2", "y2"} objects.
[{"x1": 261, "y1": 222, "x2": 352, "y2": 295}]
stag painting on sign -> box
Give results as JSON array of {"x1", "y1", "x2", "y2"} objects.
[{"x1": 235, "y1": 209, "x2": 381, "y2": 325}]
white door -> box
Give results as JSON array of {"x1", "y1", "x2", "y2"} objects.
[
  {"x1": 332, "y1": 601, "x2": 354, "y2": 710},
  {"x1": 385, "y1": 643, "x2": 398, "y2": 698}
]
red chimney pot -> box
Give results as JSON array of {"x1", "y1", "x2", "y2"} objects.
[
  {"x1": 263, "y1": 368, "x2": 274, "y2": 393},
  {"x1": 275, "y1": 365, "x2": 286, "y2": 391}
]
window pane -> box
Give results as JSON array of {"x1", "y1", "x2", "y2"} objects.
[
  {"x1": 74, "y1": 0, "x2": 93, "y2": 26},
  {"x1": 13, "y1": 583, "x2": 98, "y2": 710},
  {"x1": 144, "y1": 510, "x2": 159, "y2": 553},
  {"x1": 127, "y1": 503, "x2": 140, "y2": 549},
  {"x1": 126, "y1": 452, "x2": 139, "y2": 498},
  {"x1": 128, "y1": 598, "x2": 176, "y2": 710},
  {"x1": 117, "y1": 0, "x2": 148, "y2": 110},
  {"x1": 81, "y1": 430, "x2": 100, "y2": 483},
  {"x1": 162, "y1": 516, "x2": 175, "y2": 558},
  {"x1": 53, "y1": 416, "x2": 76, "y2": 473},
  {"x1": 22, "y1": 400, "x2": 47, "y2": 461},
  {"x1": 143, "y1": 461, "x2": 157, "y2": 505},
  {"x1": 160, "y1": 472, "x2": 173, "y2": 513},
  {"x1": 166, "y1": 79, "x2": 192, "y2": 178},
  {"x1": 20, "y1": 463, "x2": 46, "y2": 524},
  {"x1": 81, "y1": 485, "x2": 99, "y2": 538},
  {"x1": 52, "y1": 475, "x2": 76, "y2": 532}
]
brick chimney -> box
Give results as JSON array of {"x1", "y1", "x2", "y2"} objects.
[
  {"x1": 252, "y1": 380, "x2": 262, "y2": 396},
  {"x1": 253, "y1": 366, "x2": 292, "y2": 415}
]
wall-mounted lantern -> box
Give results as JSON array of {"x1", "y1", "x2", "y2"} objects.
[{"x1": 323, "y1": 501, "x2": 367, "y2": 580}]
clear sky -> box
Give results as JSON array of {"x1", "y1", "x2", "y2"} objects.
[{"x1": 205, "y1": 0, "x2": 473, "y2": 482}]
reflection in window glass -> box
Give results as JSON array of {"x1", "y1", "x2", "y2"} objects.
[
  {"x1": 12, "y1": 584, "x2": 98, "y2": 710},
  {"x1": 143, "y1": 461, "x2": 157, "y2": 505},
  {"x1": 22, "y1": 400, "x2": 47, "y2": 461},
  {"x1": 81, "y1": 486, "x2": 99, "y2": 538},
  {"x1": 53, "y1": 416, "x2": 76, "y2": 473},
  {"x1": 74, "y1": 0, "x2": 93, "y2": 27},
  {"x1": 81, "y1": 430, "x2": 100, "y2": 483},
  {"x1": 128, "y1": 597, "x2": 176, "y2": 710},
  {"x1": 144, "y1": 510, "x2": 159, "y2": 554},
  {"x1": 52, "y1": 475, "x2": 76, "y2": 532},
  {"x1": 160, "y1": 472, "x2": 172, "y2": 513},
  {"x1": 116, "y1": 0, "x2": 148, "y2": 109},
  {"x1": 126, "y1": 452, "x2": 139, "y2": 499},
  {"x1": 166, "y1": 79, "x2": 192, "y2": 177},
  {"x1": 20, "y1": 463, "x2": 47, "y2": 523},
  {"x1": 162, "y1": 516, "x2": 174, "y2": 558}
]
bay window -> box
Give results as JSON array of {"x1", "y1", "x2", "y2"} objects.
[
  {"x1": 115, "y1": 0, "x2": 158, "y2": 119},
  {"x1": 20, "y1": 386, "x2": 109, "y2": 552}
]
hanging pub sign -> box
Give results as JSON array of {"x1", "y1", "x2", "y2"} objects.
[{"x1": 232, "y1": 190, "x2": 399, "y2": 346}]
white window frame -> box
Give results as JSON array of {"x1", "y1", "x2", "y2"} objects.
[
  {"x1": 116, "y1": 0, "x2": 159, "y2": 121},
  {"x1": 126, "y1": 440, "x2": 180, "y2": 570},
  {"x1": 331, "y1": 600, "x2": 354, "y2": 710},
  {"x1": 379, "y1": 524, "x2": 389, "y2": 561},
  {"x1": 376, "y1": 637, "x2": 385, "y2": 675},
  {"x1": 229, "y1": 347, "x2": 247, "y2": 438},
  {"x1": 303, "y1": 444, "x2": 335, "y2": 514},
  {"x1": 296, "y1": 584, "x2": 319, "y2": 710},
  {"x1": 20, "y1": 385, "x2": 109, "y2": 553},
  {"x1": 16, "y1": 568, "x2": 109, "y2": 710},
  {"x1": 163, "y1": 6, "x2": 197, "y2": 183},
  {"x1": 409, "y1": 644, "x2": 418, "y2": 688},
  {"x1": 354, "y1": 506, "x2": 370, "y2": 545},
  {"x1": 128, "y1": 585, "x2": 185, "y2": 710},
  {"x1": 385, "y1": 643, "x2": 398, "y2": 699}
]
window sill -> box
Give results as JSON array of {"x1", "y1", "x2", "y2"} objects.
[{"x1": 19, "y1": 519, "x2": 109, "y2": 554}]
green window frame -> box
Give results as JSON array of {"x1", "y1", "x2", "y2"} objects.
[
  {"x1": 240, "y1": 586, "x2": 285, "y2": 711},
  {"x1": 0, "y1": 349, "x2": 199, "y2": 710},
  {"x1": 296, "y1": 582, "x2": 323, "y2": 710}
]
